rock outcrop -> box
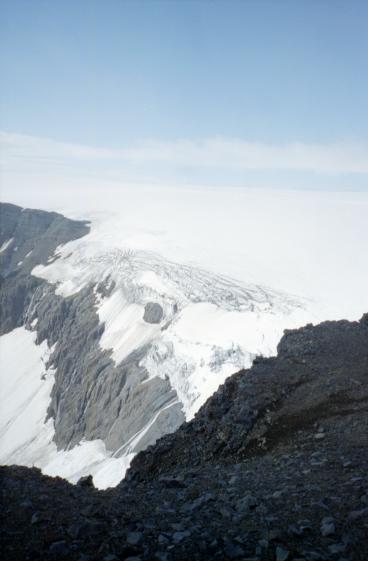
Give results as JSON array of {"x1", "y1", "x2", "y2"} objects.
[
  {"x1": 0, "y1": 202, "x2": 89, "y2": 333},
  {"x1": 1, "y1": 314, "x2": 367, "y2": 561},
  {"x1": 129, "y1": 314, "x2": 368, "y2": 479}
]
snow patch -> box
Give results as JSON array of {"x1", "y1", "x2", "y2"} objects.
[
  {"x1": 0, "y1": 237, "x2": 14, "y2": 253},
  {"x1": 98, "y1": 289, "x2": 162, "y2": 364},
  {"x1": 0, "y1": 327, "x2": 54, "y2": 463},
  {"x1": 42, "y1": 440, "x2": 134, "y2": 490}
]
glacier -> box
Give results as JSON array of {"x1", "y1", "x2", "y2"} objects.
[
  {"x1": 1, "y1": 186, "x2": 368, "y2": 488},
  {"x1": 32, "y1": 236, "x2": 310, "y2": 420}
]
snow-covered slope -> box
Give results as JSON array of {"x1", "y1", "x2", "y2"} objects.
[
  {"x1": 33, "y1": 235, "x2": 309, "y2": 419},
  {"x1": 1, "y1": 185, "x2": 367, "y2": 489},
  {"x1": 5, "y1": 183, "x2": 368, "y2": 320},
  {"x1": 0, "y1": 327, "x2": 131, "y2": 489}
]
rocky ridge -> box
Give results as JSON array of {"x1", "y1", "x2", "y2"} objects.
[{"x1": 1, "y1": 313, "x2": 367, "y2": 560}]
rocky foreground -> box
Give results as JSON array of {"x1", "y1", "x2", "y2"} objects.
[{"x1": 1, "y1": 315, "x2": 368, "y2": 561}]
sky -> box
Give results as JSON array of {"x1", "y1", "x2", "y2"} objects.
[{"x1": 0, "y1": 0, "x2": 368, "y2": 194}]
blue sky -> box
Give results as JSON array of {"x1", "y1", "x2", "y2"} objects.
[{"x1": 1, "y1": 0, "x2": 367, "y2": 191}]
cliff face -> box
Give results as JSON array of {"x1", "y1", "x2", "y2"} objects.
[
  {"x1": 0, "y1": 203, "x2": 184, "y2": 475},
  {"x1": 1, "y1": 314, "x2": 368, "y2": 561},
  {"x1": 0, "y1": 202, "x2": 90, "y2": 334}
]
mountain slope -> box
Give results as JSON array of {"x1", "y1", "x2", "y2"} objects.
[
  {"x1": 0, "y1": 202, "x2": 309, "y2": 487},
  {"x1": 128, "y1": 314, "x2": 368, "y2": 479},
  {"x1": 1, "y1": 314, "x2": 367, "y2": 561}
]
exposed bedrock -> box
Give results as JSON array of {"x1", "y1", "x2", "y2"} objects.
[
  {"x1": 0, "y1": 202, "x2": 90, "y2": 278},
  {"x1": 32, "y1": 284, "x2": 184, "y2": 451},
  {"x1": 0, "y1": 202, "x2": 184, "y2": 458},
  {"x1": 0, "y1": 202, "x2": 89, "y2": 334},
  {"x1": 143, "y1": 301, "x2": 164, "y2": 324}
]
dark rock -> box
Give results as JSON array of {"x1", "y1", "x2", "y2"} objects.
[
  {"x1": 143, "y1": 302, "x2": 164, "y2": 324},
  {"x1": 126, "y1": 531, "x2": 143, "y2": 545},
  {"x1": 328, "y1": 543, "x2": 346, "y2": 554},
  {"x1": 347, "y1": 507, "x2": 368, "y2": 521},
  {"x1": 172, "y1": 530, "x2": 190, "y2": 543},
  {"x1": 320, "y1": 516, "x2": 335, "y2": 536},
  {"x1": 19, "y1": 499, "x2": 32, "y2": 508},
  {"x1": 48, "y1": 541, "x2": 70, "y2": 558},
  {"x1": 237, "y1": 494, "x2": 258, "y2": 511},
  {"x1": 77, "y1": 475, "x2": 94, "y2": 488},
  {"x1": 224, "y1": 542, "x2": 245, "y2": 558},
  {"x1": 158, "y1": 475, "x2": 186, "y2": 488},
  {"x1": 361, "y1": 493, "x2": 368, "y2": 505},
  {"x1": 276, "y1": 547, "x2": 290, "y2": 561}
]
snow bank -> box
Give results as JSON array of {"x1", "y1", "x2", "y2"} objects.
[
  {"x1": 98, "y1": 290, "x2": 161, "y2": 364},
  {"x1": 0, "y1": 237, "x2": 14, "y2": 253}
]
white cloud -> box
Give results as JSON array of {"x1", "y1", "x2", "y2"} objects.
[
  {"x1": 121, "y1": 138, "x2": 368, "y2": 174},
  {"x1": 1, "y1": 131, "x2": 367, "y2": 174}
]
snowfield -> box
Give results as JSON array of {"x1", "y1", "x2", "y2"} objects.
[{"x1": 7, "y1": 182, "x2": 366, "y2": 319}]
